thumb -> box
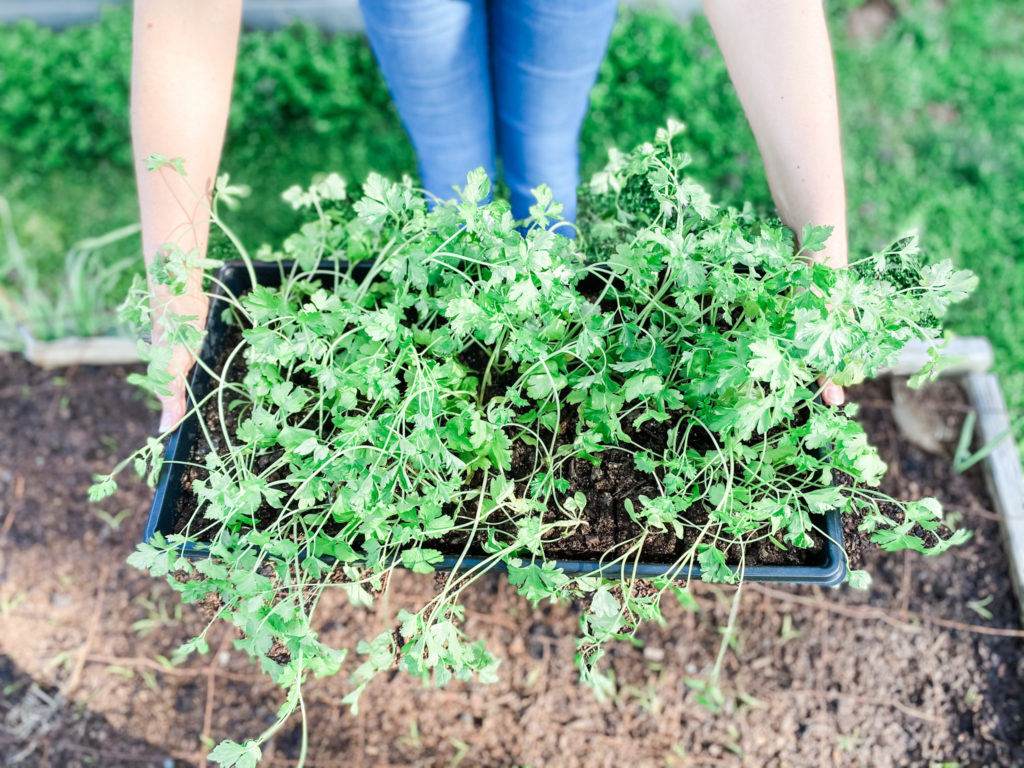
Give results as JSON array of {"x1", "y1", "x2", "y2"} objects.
[
  {"x1": 821, "y1": 381, "x2": 845, "y2": 407},
  {"x1": 157, "y1": 341, "x2": 200, "y2": 433},
  {"x1": 158, "y1": 382, "x2": 187, "y2": 433}
]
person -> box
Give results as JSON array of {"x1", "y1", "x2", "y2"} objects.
[{"x1": 132, "y1": 0, "x2": 848, "y2": 433}]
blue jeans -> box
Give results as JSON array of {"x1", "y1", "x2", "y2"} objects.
[{"x1": 358, "y1": 0, "x2": 618, "y2": 224}]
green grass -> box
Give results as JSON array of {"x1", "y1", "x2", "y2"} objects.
[
  {"x1": 1, "y1": 2, "x2": 1022, "y2": 428},
  {"x1": 832, "y1": 0, "x2": 1024, "y2": 417}
]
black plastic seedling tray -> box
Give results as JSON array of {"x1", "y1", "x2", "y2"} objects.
[{"x1": 144, "y1": 260, "x2": 846, "y2": 586}]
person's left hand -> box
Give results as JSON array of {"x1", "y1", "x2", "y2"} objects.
[
  {"x1": 820, "y1": 378, "x2": 845, "y2": 406},
  {"x1": 814, "y1": 239, "x2": 847, "y2": 408}
]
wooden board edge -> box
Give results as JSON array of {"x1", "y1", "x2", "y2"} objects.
[
  {"x1": 21, "y1": 334, "x2": 141, "y2": 369},
  {"x1": 881, "y1": 337, "x2": 994, "y2": 377},
  {"x1": 964, "y1": 372, "x2": 1024, "y2": 626}
]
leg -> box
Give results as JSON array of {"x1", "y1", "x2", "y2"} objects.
[
  {"x1": 490, "y1": 0, "x2": 618, "y2": 224},
  {"x1": 359, "y1": 0, "x2": 496, "y2": 203}
]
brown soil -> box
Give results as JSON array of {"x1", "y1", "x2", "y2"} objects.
[
  {"x1": 171, "y1": 323, "x2": 826, "y2": 568},
  {"x1": 2, "y1": 356, "x2": 1022, "y2": 768}
]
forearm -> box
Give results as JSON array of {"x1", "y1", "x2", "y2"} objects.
[
  {"x1": 131, "y1": 0, "x2": 242, "y2": 316},
  {"x1": 704, "y1": 0, "x2": 847, "y2": 268}
]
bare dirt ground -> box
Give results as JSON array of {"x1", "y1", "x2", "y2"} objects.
[{"x1": 1, "y1": 354, "x2": 1022, "y2": 767}]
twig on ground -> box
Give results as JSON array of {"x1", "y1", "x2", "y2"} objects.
[
  {"x1": 899, "y1": 551, "x2": 913, "y2": 619},
  {"x1": 82, "y1": 654, "x2": 263, "y2": 683},
  {"x1": 199, "y1": 630, "x2": 234, "y2": 768},
  {"x1": 748, "y1": 584, "x2": 1024, "y2": 638},
  {"x1": 62, "y1": 563, "x2": 110, "y2": 696},
  {"x1": 786, "y1": 687, "x2": 941, "y2": 723},
  {"x1": 0, "y1": 475, "x2": 23, "y2": 545}
]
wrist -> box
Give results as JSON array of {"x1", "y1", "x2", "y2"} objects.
[{"x1": 818, "y1": 229, "x2": 848, "y2": 270}]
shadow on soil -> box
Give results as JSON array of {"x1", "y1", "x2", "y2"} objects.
[{"x1": 0, "y1": 653, "x2": 180, "y2": 768}]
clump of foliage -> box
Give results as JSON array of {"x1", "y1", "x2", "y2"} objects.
[
  {"x1": 94, "y1": 125, "x2": 975, "y2": 766},
  {"x1": 0, "y1": 7, "x2": 404, "y2": 176}
]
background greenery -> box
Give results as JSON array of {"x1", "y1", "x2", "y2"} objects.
[{"x1": 1, "y1": 1, "x2": 1021, "y2": 422}]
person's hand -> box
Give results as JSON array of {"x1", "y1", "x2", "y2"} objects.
[
  {"x1": 151, "y1": 288, "x2": 209, "y2": 433},
  {"x1": 820, "y1": 378, "x2": 845, "y2": 407},
  {"x1": 705, "y1": 1, "x2": 848, "y2": 407},
  {"x1": 816, "y1": 242, "x2": 846, "y2": 408},
  {"x1": 817, "y1": 240, "x2": 847, "y2": 408},
  {"x1": 133, "y1": 0, "x2": 241, "y2": 433}
]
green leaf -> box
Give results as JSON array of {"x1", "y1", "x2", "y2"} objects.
[
  {"x1": 269, "y1": 382, "x2": 310, "y2": 415},
  {"x1": 799, "y1": 223, "x2": 833, "y2": 253},
  {"x1": 507, "y1": 560, "x2": 569, "y2": 604},
  {"x1": 126, "y1": 542, "x2": 160, "y2": 573},
  {"x1": 459, "y1": 167, "x2": 491, "y2": 206},
  {"x1": 846, "y1": 569, "x2": 872, "y2": 590},
  {"x1": 622, "y1": 373, "x2": 663, "y2": 402},
  {"x1": 208, "y1": 739, "x2": 261, "y2": 768},
  {"x1": 144, "y1": 153, "x2": 186, "y2": 175},
  {"x1": 342, "y1": 682, "x2": 368, "y2": 715},
  {"x1": 526, "y1": 371, "x2": 567, "y2": 399},
  {"x1": 677, "y1": 178, "x2": 716, "y2": 219},
  {"x1": 508, "y1": 277, "x2": 541, "y2": 311},
  {"x1": 804, "y1": 486, "x2": 844, "y2": 514},
  {"x1": 697, "y1": 545, "x2": 736, "y2": 584},
  {"x1": 585, "y1": 587, "x2": 625, "y2": 641},
  {"x1": 400, "y1": 548, "x2": 445, "y2": 574},
  {"x1": 87, "y1": 474, "x2": 117, "y2": 502},
  {"x1": 353, "y1": 173, "x2": 393, "y2": 229},
  {"x1": 445, "y1": 295, "x2": 486, "y2": 338},
  {"x1": 748, "y1": 337, "x2": 784, "y2": 385},
  {"x1": 277, "y1": 425, "x2": 319, "y2": 453},
  {"x1": 672, "y1": 584, "x2": 700, "y2": 612},
  {"x1": 527, "y1": 184, "x2": 563, "y2": 227},
  {"x1": 361, "y1": 307, "x2": 400, "y2": 343}
]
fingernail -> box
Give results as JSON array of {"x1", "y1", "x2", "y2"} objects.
[{"x1": 825, "y1": 384, "x2": 845, "y2": 405}]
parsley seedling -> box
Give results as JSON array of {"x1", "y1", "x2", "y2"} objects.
[{"x1": 95, "y1": 126, "x2": 976, "y2": 766}]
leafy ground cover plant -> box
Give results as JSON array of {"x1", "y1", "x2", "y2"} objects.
[
  {"x1": 94, "y1": 125, "x2": 976, "y2": 766},
  {"x1": 0, "y1": 194, "x2": 139, "y2": 349}
]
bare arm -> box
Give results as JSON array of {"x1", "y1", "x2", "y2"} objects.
[
  {"x1": 705, "y1": 0, "x2": 848, "y2": 405},
  {"x1": 703, "y1": 0, "x2": 848, "y2": 270},
  {"x1": 132, "y1": 0, "x2": 242, "y2": 430}
]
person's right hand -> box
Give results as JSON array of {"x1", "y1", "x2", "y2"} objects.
[
  {"x1": 133, "y1": 0, "x2": 241, "y2": 432},
  {"x1": 152, "y1": 289, "x2": 209, "y2": 433}
]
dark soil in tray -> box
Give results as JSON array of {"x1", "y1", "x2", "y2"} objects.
[
  {"x1": 2, "y1": 353, "x2": 1022, "y2": 766},
  {"x1": 171, "y1": 322, "x2": 826, "y2": 567}
]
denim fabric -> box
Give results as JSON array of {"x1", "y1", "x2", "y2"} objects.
[{"x1": 359, "y1": 0, "x2": 617, "y2": 225}]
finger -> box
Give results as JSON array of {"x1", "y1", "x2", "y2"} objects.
[
  {"x1": 822, "y1": 383, "x2": 845, "y2": 407},
  {"x1": 157, "y1": 345, "x2": 198, "y2": 433},
  {"x1": 158, "y1": 385, "x2": 186, "y2": 433}
]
